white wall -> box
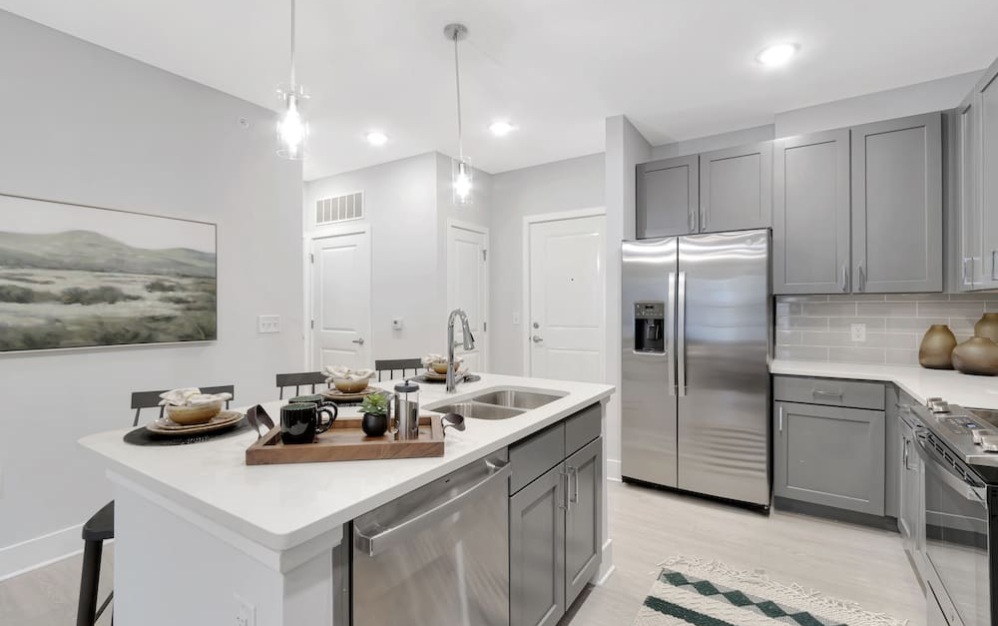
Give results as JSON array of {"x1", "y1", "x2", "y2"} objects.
[
  {"x1": 774, "y1": 71, "x2": 982, "y2": 137},
  {"x1": 488, "y1": 154, "x2": 605, "y2": 375},
  {"x1": 604, "y1": 116, "x2": 652, "y2": 484},
  {"x1": 0, "y1": 11, "x2": 303, "y2": 577}
]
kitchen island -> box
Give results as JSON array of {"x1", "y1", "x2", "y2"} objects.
[{"x1": 79, "y1": 374, "x2": 614, "y2": 626}]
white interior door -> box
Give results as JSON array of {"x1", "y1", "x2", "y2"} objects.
[
  {"x1": 447, "y1": 223, "x2": 489, "y2": 373},
  {"x1": 527, "y1": 214, "x2": 606, "y2": 382},
  {"x1": 312, "y1": 231, "x2": 371, "y2": 370}
]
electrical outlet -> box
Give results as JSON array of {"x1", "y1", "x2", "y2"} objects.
[
  {"x1": 234, "y1": 595, "x2": 255, "y2": 626},
  {"x1": 851, "y1": 323, "x2": 867, "y2": 343},
  {"x1": 257, "y1": 315, "x2": 281, "y2": 334},
  {"x1": 392, "y1": 317, "x2": 404, "y2": 331}
]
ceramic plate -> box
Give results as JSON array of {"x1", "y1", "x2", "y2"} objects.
[
  {"x1": 321, "y1": 387, "x2": 377, "y2": 402},
  {"x1": 146, "y1": 410, "x2": 244, "y2": 436},
  {"x1": 419, "y1": 369, "x2": 469, "y2": 382}
]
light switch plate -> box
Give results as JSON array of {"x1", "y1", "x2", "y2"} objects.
[
  {"x1": 851, "y1": 323, "x2": 867, "y2": 343},
  {"x1": 258, "y1": 315, "x2": 281, "y2": 334},
  {"x1": 234, "y1": 594, "x2": 255, "y2": 626}
]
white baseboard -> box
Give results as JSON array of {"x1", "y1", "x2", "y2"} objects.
[
  {"x1": 607, "y1": 458, "x2": 622, "y2": 481},
  {"x1": 596, "y1": 538, "x2": 615, "y2": 585},
  {"x1": 0, "y1": 524, "x2": 83, "y2": 582}
]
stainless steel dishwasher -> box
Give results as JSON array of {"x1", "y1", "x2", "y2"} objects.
[{"x1": 352, "y1": 449, "x2": 510, "y2": 626}]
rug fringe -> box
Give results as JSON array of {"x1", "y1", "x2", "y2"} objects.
[{"x1": 656, "y1": 555, "x2": 910, "y2": 626}]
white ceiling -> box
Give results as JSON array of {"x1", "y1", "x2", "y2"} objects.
[{"x1": 4, "y1": 1, "x2": 998, "y2": 180}]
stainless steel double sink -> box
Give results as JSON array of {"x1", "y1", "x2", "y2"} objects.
[{"x1": 432, "y1": 388, "x2": 564, "y2": 420}]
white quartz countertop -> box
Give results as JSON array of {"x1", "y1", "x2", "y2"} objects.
[
  {"x1": 770, "y1": 359, "x2": 998, "y2": 409},
  {"x1": 79, "y1": 374, "x2": 613, "y2": 552}
]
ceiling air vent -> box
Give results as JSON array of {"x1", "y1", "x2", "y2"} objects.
[{"x1": 315, "y1": 191, "x2": 364, "y2": 225}]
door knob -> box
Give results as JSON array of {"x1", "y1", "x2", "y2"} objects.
[
  {"x1": 352, "y1": 338, "x2": 365, "y2": 345},
  {"x1": 531, "y1": 335, "x2": 544, "y2": 343}
]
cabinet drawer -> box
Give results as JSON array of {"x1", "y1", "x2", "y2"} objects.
[
  {"x1": 774, "y1": 376, "x2": 884, "y2": 410},
  {"x1": 510, "y1": 423, "x2": 566, "y2": 495},
  {"x1": 565, "y1": 404, "x2": 601, "y2": 456}
]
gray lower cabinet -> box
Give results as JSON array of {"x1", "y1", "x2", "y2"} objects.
[
  {"x1": 636, "y1": 155, "x2": 699, "y2": 238},
  {"x1": 699, "y1": 141, "x2": 772, "y2": 233},
  {"x1": 510, "y1": 463, "x2": 566, "y2": 626},
  {"x1": 773, "y1": 130, "x2": 851, "y2": 294},
  {"x1": 851, "y1": 113, "x2": 943, "y2": 293},
  {"x1": 565, "y1": 437, "x2": 602, "y2": 608},
  {"x1": 774, "y1": 401, "x2": 886, "y2": 515}
]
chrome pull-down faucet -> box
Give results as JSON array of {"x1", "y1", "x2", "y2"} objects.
[{"x1": 447, "y1": 308, "x2": 475, "y2": 392}]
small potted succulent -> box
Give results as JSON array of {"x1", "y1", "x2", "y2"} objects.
[{"x1": 358, "y1": 393, "x2": 390, "y2": 437}]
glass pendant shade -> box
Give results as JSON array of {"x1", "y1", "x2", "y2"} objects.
[
  {"x1": 452, "y1": 156, "x2": 474, "y2": 206},
  {"x1": 277, "y1": 84, "x2": 308, "y2": 160}
]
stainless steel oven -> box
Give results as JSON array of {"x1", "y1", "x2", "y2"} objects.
[{"x1": 914, "y1": 424, "x2": 991, "y2": 626}]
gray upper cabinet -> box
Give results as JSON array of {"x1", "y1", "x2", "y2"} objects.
[
  {"x1": 851, "y1": 113, "x2": 943, "y2": 293},
  {"x1": 510, "y1": 463, "x2": 566, "y2": 626},
  {"x1": 773, "y1": 130, "x2": 851, "y2": 294},
  {"x1": 565, "y1": 437, "x2": 602, "y2": 609},
  {"x1": 699, "y1": 141, "x2": 773, "y2": 233},
  {"x1": 979, "y1": 62, "x2": 998, "y2": 289},
  {"x1": 774, "y1": 400, "x2": 886, "y2": 516},
  {"x1": 956, "y1": 95, "x2": 984, "y2": 290},
  {"x1": 636, "y1": 155, "x2": 699, "y2": 239}
]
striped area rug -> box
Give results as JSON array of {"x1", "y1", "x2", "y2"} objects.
[{"x1": 634, "y1": 557, "x2": 909, "y2": 626}]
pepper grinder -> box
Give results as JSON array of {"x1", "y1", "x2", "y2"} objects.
[{"x1": 393, "y1": 380, "x2": 421, "y2": 440}]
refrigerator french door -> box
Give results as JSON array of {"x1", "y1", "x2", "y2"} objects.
[{"x1": 622, "y1": 229, "x2": 771, "y2": 507}]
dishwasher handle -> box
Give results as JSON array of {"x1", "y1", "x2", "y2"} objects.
[{"x1": 354, "y1": 460, "x2": 512, "y2": 557}]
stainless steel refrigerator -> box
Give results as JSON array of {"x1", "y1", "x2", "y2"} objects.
[{"x1": 621, "y1": 229, "x2": 771, "y2": 507}]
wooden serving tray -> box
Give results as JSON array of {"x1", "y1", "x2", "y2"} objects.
[{"x1": 245, "y1": 415, "x2": 443, "y2": 465}]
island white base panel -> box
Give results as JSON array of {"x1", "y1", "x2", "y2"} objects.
[{"x1": 113, "y1": 482, "x2": 336, "y2": 626}]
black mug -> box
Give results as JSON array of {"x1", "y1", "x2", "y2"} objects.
[
  {"x1": 289, "y1": 394, "x2": 337, "y2": 409},
  {"x1": 281, "y1": 402, "x2": 337, "y2": 445}
]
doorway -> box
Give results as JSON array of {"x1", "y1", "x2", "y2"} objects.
[
  {"x1": 523, "y1": 210, "x2": 606, "y2": 383},
  {"x1": 310, "y1": 228, "x2": 372, "y2": 370},
  {"x1": 446, "y1": 220, "x2": 489, "y2": 373}
]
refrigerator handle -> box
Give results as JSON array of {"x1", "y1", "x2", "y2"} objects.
[
  {"x1": 677, "y1": 271, "x2": 687, "y2": 397},
  {"x1": 667, "y1": 271, "x2": 677, "y2": 396}
]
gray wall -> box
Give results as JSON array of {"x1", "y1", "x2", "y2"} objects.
[
  {"x1": 0, "y1": 11, "x2": 303, "y2": 576},
  {"x1": 489, "y1": 153, "x2": 605, "y2": 375}
]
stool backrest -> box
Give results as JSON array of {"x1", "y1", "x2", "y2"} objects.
[
  {"x1": 130, "y1": 385, "x2": 235, "y2": 426},
  {"x1": 374, "y1": 358, "x2": 422, "y2": 382},
  {"x1": 275, "y1": 371, "x2": 327, "y2": 400}
]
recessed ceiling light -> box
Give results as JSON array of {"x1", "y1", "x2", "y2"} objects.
[
  {"x1": 366, "y1": 131, "x2": 389, "y2": 146},
  {"x1": 756, "y1": 43, "x2": 799, "y2": 67},
  {"x1": 489, "y1": 121, "x2": 516, "y2": 137}
]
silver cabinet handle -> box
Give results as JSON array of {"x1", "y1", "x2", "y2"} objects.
[
  {"x1": 963, "y1": 258, "x2": 972, "y2": 286},
  {"x1": 568, "y1": 466, "x2": 579, "y2": 504},
  {"x1": 778, "y1": 405, "x2": 784, "y2": 432},
  {"x1": 903, "y1": 438, "x2": 911, "y2": 471},
  {"x1": 559, "y1": 470, "x2": 570, "y2": 511},
  {"x1": 688, "y1": 210, "x2": 696, "y2": 233},
  {"x1": 352, "y1": 338, "x2": 365, "y2": 345},
  {"x1": 858, "y1": 264, "x2": 866, "y2": 292},
  {"x1": 531, "y1": 335, "x2": 543, "y2": 343},
  {"x1": 840, "y1": 265, "x2": 849, "y2": 293},
  {"x1": 812, "y1": 389, "x2": 844, "y2": 400},
  {"x1": 354, "y1": 460, "x2": 511, "y2": 557},
  {"x1": 702, "y1": 209, "x2": 709, "y2": 232},
  {"x1": 676, "y1": 271, "x2": 687, "y2": 397}
]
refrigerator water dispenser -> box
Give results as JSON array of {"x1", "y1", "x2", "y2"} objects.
[{"x1": 634, "y1": 301, "x2": 665, "y2": 353}]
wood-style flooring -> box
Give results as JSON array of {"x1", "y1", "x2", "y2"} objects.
[{"x1": 0, "y1": 481, "x2": 924, "y2": 626}]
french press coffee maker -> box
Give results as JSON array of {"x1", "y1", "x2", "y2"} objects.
[{"x1": 392, "y1": 380, "x2": 420, "y2": 440}]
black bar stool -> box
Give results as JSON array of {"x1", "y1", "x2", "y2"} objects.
[
  {"x1": 374, "y1": 358, "x2": 422, "y2": 381},
  {"x1": 275, "y1": 371, "x2": 326, "y2": 399}
]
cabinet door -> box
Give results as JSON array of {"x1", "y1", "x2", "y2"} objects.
[
  {"x1": 979, "y1": 66, "x2": 998, "y2": 289},
  {"x1": 851, "y1": 113, "x2": 943, "y2": 293},
  {"x1": 898, "y1": 417, "x2": 917, "y2": 546},
  {"x1": 699, "y1": 141, "x2": 773, "y2": 232},
  {"x1": 774, "y1": 401, "x2": 886, "y2": 515},
  {"x1": 773, "y1": 130, "x2": 851, "y2": 294},
  {"x1": 565, "y1": 437, "x2": 602, "y2": 608},
  {"x1": 885, "y1": 386, "x2": 899, "y2": 519},
  {"x1": 510, "y1": 464, "x2": 566, "y2": 626},
  {"x1": 636, "y1": 155, "x2": 699, "y2": 238},
  {"x1": 958, "y1": 95, "x2": 984, "y2": 289}
]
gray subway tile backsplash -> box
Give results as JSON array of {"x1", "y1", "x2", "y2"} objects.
[{"x1": 775, "y1": 293, "x2": 998, "y2": 366}]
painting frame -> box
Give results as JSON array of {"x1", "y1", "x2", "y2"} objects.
[{"x1": 0, "y1": 193, "x2": 218, "y2": 355}]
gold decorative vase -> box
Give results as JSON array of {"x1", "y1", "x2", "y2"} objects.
[
  {"x1": 952, "y1": 336, "x2": 998, "y2": 376},
  {"x1": 974, "y1": 312, "x2": 998, "y2": 343},
  {"x1": 918, "y1": 324, "x2": 957, "y2": 370}
]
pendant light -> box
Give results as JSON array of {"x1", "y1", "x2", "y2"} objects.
[
  {"x1": 277, "y1": 0, "x2": 308, "y2": 160},
  {"x1": 445, "y1": 23, "x2": 473, "y2": 207}
]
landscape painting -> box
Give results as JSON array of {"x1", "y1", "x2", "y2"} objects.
[{"x1": 0, "y1": 195, "x2": 217, "y2": 352}]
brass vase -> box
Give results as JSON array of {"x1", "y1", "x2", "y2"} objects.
[
  {"x1": 974, "y1": 312, "x2": 998, "y2": 343},
  {"x1": 952, "y1": 336, "x2": 998, "y2": 376},
  {"x1": 918, "y1": 324, "x2": 957, "y2": 370}
]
